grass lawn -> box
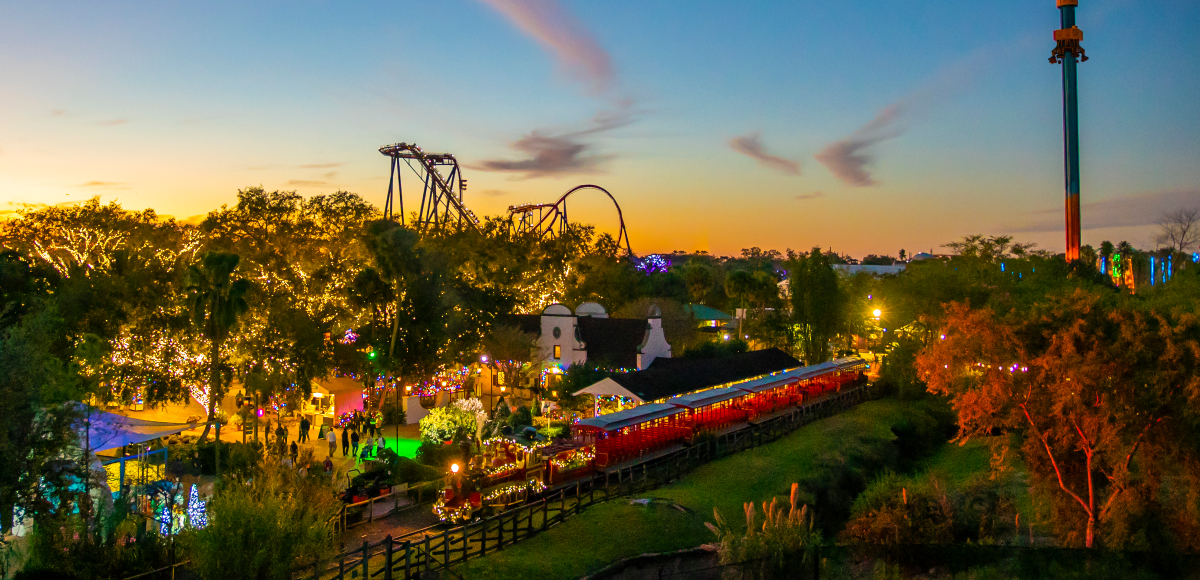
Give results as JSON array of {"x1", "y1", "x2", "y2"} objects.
[
  {"x1": 454, "y1": 398, "x2": 939, "y2": 580},
  {"x1": 900, "y1": 435, "x2": 1034, "y2": 520}
]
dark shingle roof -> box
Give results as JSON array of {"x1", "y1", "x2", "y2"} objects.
[
  {"x1": 509, "y1": 314, "x2": 541, "y2": 336},
  {"x1": 605, "y1": 348, "x2": 801, "y2": 401},
  {"x1": 576, "y1": 317, "x2": 647, "y2": 369}
]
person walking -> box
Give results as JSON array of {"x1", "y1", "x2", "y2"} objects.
[
  {"x1": 289, "y1": 440, "x2": 299, "y2": 466},
  {"x1": 375, "y1": 413, "x2": 384, "y2": 439},
  {"x1": 299, "y1": 416, "x2": 310, "y2": 443},
  {"x1": 326, "y1": 425, "x2": 337, "y2": 457},
  {"x1": 362, "y1": 434, "x2": 374, "y2": 460},
  {"x1": 341, "y1": 426, "x2": 350, "y2": 457},
  {"x1": 376, "y1": 435, "x2": 385, "y2": 458},
  {"x1": 275, "y1": 422, "x2": 287, "y2": 456},
  {"x1": 350, "y1": 429, "x2": 360, "y2": 458}
]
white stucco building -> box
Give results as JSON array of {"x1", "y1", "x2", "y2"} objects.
[{"x1": 514, "y1": 302, "x2": 672, "y2": 371}]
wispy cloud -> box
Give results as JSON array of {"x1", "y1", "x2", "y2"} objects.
[
  {"x1": 79, "y1": 181, "x2": 130, "y2": 189},
  {"x1": 299, "y1": 162, "x2": 344, "y2": 169},
  {"x1": 98, "y1": 119, "x2": 128, "y2": 126},
  {"x1": 475, "y1": 0, "x2": 614, "y2": 94},
  {"x1": 814, "y1": 105, "x2": 904, "y2": 187},
  {"x1": 476, "y1": 101, "x2": 640, "y2": 178},
  {"x1": 729, "y1": 132, "x2": 801, "y2": 175},
  {"x1": 816, "y1": 49, "x2": 991, "y2": 187},
  {"x1": 480, "y1": 189, "x2": 511, "y2": 196},
  {"x1": 795, "y1": 191, "x2": 824, "y2": 201},
  {"x1": 286, "y1": 180, "x2": 326, "y2": 187},
  {"x1": 1010, "y1": 189, "x2": 1200, "y2": 233},
  {"x1": 50, "y1": 109, "x2": 66, "y2": 117}
]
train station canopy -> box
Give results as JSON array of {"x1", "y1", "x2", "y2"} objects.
[{"x1": 574, "y1": 403, "x2": 684, "y2": 432}]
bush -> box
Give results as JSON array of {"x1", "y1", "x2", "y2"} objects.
[
  {"x1": 415, "y1": 440, "x2": 463, "y2": 471},
  {"x1": 166, "y1": 440, "x2": 263, "y2": 478},
  {"x1": 707, "y1": 483, "x2": 823, "y2": 580},
  {"x1": 374, "y1": 448, "x2": 440, "y2": 485},
  {"x1": 18, "y1": 503, "x2": 175, "y2": 580},
  {"x1": 841, "y1": 472, "x2": 1018, "y2": 545},
  {"x1": 537, "y1": 421, "x2": 571, "y2": 439},
  {"x1": 506, "y1": 405, "x2": 532, "y2": 430},
  {"x1": 186, "y1": 462, "x2": 341, "y2": 580},
  {"x1": 418, "y1": 405, "x2": 476, "y2": 444},
  {"x1": 877, "y1": 337, "x2": 927, "y2": 400}
]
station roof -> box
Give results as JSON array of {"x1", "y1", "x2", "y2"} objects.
[
  {"x1": 668, "y1": 386, "x2": 745, "y2": 409},
  {"x1": 573, "y1": 348, "x2": 802, "y2": 402},
  {"x1": 573, "y1": 403, "x2": 684, "y2": 432}
]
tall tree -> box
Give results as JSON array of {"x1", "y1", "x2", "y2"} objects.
[
  {"x1": 918, "y1": 294, "x2": 1200, "y2": 547},
  {"x1": 683, "y1": 263, "x2": 716, "y2": 304},
  {"x1": 1156, "y1": 208, "x2": 1200, "y2": 255},
  {"x1": 186, "y1": 252, "x2": 251, "y2": 442},
  {"x1": 786, "y1": 248, "x2": 843, "y2": 364}
]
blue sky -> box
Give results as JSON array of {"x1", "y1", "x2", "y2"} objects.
[{"x1": 2, "y1": 0, "x2": 1198, "y2": 256}]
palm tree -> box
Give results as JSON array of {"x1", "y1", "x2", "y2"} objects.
[
  {"x1": 187, "y1": 252, "x2": 251, "y2": 443},
  {"x1": 1114, "y1": 241, "x2": 1135, "y2": 286}
]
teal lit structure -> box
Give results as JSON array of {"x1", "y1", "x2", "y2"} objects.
[{"x1": 1049, "y1": 0, "x2": 1088, "y2": 262}]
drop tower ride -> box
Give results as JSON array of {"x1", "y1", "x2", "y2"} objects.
[{"x1": 1049, "y1": 0, "x2": 1088, "y2": 261}]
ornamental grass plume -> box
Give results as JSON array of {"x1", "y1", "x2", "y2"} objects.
[{"x1": 706, "y1": 483, "x2": 823, "y2": 578}]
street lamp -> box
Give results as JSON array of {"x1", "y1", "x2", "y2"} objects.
[{"x1": 872, "y1": 308, "x2": 882, "y2": 319}]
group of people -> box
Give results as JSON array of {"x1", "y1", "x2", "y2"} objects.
[
  {"x1": 268, "y1": 410, "x2": 388, "y2": 468},
  {"x1": 336, "y1": 424, "x2": 384, "y2": 462}
]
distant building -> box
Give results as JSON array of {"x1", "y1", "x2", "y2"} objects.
[
  {"x1": 832, "y1": 264, "x2": 907, "y2": 276},
  {"x1": 683, "y1": 303, "x2": 734, "y2": 334},
  {"x1": 512, "y1": 302, "x2": 672, "y2": 371}
]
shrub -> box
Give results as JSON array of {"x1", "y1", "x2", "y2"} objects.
[
  {"x1": 415, "y1": 440, "x2": 463, "y2": 471},
  {"x1": 707, "y1": 483, "x2": 822, "y2": 579},
  {"x1": 418, "y1": 405, "x2": 477, "y2": 444},
  {"x1": 374, "y1": 448, "x2": 440, "y2": 485},
  {"x1": 186, "y1": 462, "x2": 341, "y2": 580},
  {"x1": 166, "y1": 441, "x2": 263, "y2": 478},
  {"x1": 841, "y1": 472, "x2": 1018, "y2": 546}
]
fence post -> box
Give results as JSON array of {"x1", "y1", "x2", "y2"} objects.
[
  {"x1": 384, "y1": 535, "x2": 394, "y2": 580},
  {"x1": 481, "y1": 516, "x2": 489, "y2": 554},
  {"x1": 443, "y1": 530, "x2": 450, "y2": 570},
  {"x1": 423, "y1": 535, "x2": 431, "y2": 574},
  {"x1": 339, "y1": 551, "x2": 345, "y2": 579},
  {"x1": 361, "y1": 540, "x2": 369, "y2": 579},
  {"x1": 463, "y1": 521, "x2": 470, "y2": 562},
  {"x1": 403, "y1": 540, "x2": 411, "y2": 580}
]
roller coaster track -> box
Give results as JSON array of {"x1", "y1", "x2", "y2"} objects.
[
  {"x1": 506, "y1": 184, "x2": 633, "y2": 256},
  {"x1": 379, "y1": 142, "x2": 481, "y2": 233}
]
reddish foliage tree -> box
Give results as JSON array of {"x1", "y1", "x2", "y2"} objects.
[{"x1": 917, "y1": 290, "x2": 1200, "y2": 547}]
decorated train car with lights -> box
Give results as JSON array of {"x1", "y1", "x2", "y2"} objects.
[{"x1": 434, "y1": 356, "x2": 868, "y2": 523}]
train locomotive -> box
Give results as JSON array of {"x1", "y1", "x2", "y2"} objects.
[{"x1": 435, "y1": 356, "x2": 869, "y2": 522}]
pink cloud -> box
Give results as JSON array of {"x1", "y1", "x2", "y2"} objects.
[{"x1": 475, "y1": 0, "x2": 615, "y2": 94}]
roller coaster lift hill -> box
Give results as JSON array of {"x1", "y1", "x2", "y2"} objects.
[{"x1": 379, "y1": 142, "x2": 633, "y2": 256}]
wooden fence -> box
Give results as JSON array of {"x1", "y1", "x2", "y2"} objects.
[{"x1": 295, "y1": 383, "x2": 872, "y2": 580}]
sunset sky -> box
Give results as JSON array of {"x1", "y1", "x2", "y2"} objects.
[{"x1": 2, "y1": 0, "x2": 1198, "y2": 257}]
